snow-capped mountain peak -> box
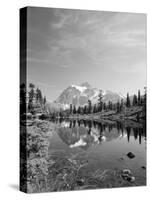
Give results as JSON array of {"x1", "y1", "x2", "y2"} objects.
[
  {"x1": 54, "y1": 83, "x2": 125, "y2": 108},
  {"x1": 80, "y1": 82, "x2": 91, "y2": 88},
  {"x1": 71, "y1": 84, "x2": 87, "y2": 93}
]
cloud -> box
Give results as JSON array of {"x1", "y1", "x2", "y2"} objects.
[
  {"x1": 27, "y1": 79, "x2": 56, "y2": 88},
  {"x1": 27, "y1": 7, "x2": 146, "y2": 97},
  {"x1": 59, "y1": 65, "x2": 70, "y2": 69},
  {"x1": 112, "y1": 61, "x2": 146, "y2": 74},
  {"x1": 28, "y1": 8, "x2": 146, "y2": 71}
]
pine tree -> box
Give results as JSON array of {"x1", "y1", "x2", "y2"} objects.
[
  {"x1": 36, "y1": 88, "x2": 40, "y2": 102},
  {"x1": 88, "y1": 100, "x2": 92, "y2": 114},
  {"x1": 29, "y1": 83, "x2": 35, "y2": 89},
  {"x1": 138, "y1": 90, "x2": 141, "y2": 106},
  {"x1": 98, "y1": 90, "x2": 103, "y2": 112},
  {"x1": 43, "y1": 96, "x2": 46, "y2": 105},
  {"x1": 70, "y1": 104, "x2": 73, "y2": 114},
  {"x1": 83, "y1": 105, "x2": 87, "y2": 114},
  {"x1": 38, "y1": 89, "x2": 43, "y2": 105},
  {"x1": 35, "y1": 87, "x2": 43, "y2": 105},
  {"x1": 29, "y1": 88, "x2": 34, "y2": 103},
  {"x1": 93, "y1": 104, "x2": 97, "y2": 113},
  {"x1": 116, "y1": 101, "x2": 120, "y2": 113},
  {"x1": 120, "y1": 99, "x2": 124, "y2": 112},
  {"x1": 126, "y1": 93, "x2": 130, "y2": 107},
  {"x1": 103, "y1": 102, "x2": 106, "y2": 111},
  {"x1": 73, "y1": 105, "x2": 76, "y2": 114},
  {"x1": 108, "y1": 101, "x2": 113, "y2": 110},
  {"x1": 28, "y1": 86, "x2": 35, "y2": 112},
  {"x1": 132, "y1": 94, "x2": 138, "y2": 106},
  {"x1": 77, "y1": 106, "x2": 81, "y2": 114}
]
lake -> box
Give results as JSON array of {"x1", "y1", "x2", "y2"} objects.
[{"x1": 48, "y1": 119, "x2": 146, "y2": 186}]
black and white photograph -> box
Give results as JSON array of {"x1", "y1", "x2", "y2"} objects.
[{"x1": 20, "y1": 6, "x2": 147, "y2": 193}]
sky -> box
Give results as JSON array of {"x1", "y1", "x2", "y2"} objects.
[{"x1": 27, "y1": 7, "x2": 147, "y2": 102}]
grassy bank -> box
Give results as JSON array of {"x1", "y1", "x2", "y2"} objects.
[{"x1": 68, "y1": 106, "x2": 145, "y2": 123}]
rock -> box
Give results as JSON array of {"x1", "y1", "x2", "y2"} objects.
[
  {"x1": 126, "y1": 176, "x2": 135, "y2": 183},
  {"x1": 122, "y1": 169, "x2": 131, "y2": 175},
  {"x1": 127, "y1": 152, "x2": 135, "y2": 159},
  {"x1": 121, "y1": 169, "x2": 132, "y2": 180},
  {"x1": 141, "y1": 166, "x2": 146, "y2": 170},
  {"x1": 76, "y1": 179, "x2": 84, "y2": 186},
  {"x1": 121, "y1": 174, "x2": 129, "y2": 180},
  {"x1": 121, "y1": 169, "x2": 135, "y2": 182}
]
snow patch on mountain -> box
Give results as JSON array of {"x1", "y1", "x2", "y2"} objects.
[
  {"x1": 71, "y1": 85, "x2": 87, "y2": 93},
  {"x1": 90, "y1": 89, "x2": 99, "y2": 102},
  {"x1": 118, "y1": 92, "x2": 126, "y2": 99},
  {"x1": 62, "y1": 103, "x2": 69, "y2": 109},
  {"x1": 102, "y1": 90, "x2": 106, "y2": 96},
  {"x1": 90, "y1": 89, "x2": 106, "y2": 103}
]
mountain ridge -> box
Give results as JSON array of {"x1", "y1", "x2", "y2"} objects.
[{"x1": 53, "y1": 82, "x2": 124, "y2": 109}]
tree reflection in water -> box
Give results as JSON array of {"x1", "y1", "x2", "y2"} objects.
[{"x1": 55, "y1": 119, "x2": 146, "y2": 146}]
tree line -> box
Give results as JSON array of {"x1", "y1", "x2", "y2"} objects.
[
  {"x1": 20, "y1": 83, "x2": 47, "y2": 115},
  {"x1": 68, "y1": 89, "x2": 146, "y2": 115},
  {"x1": 20, "y1": 83, "x2": 146, "y2": 118}
]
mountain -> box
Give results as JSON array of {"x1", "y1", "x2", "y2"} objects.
[{"x1": 54, "y1": 82, "x2": 124, "y2": 108}]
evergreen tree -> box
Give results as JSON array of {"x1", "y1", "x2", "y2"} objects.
[
  {"x1": 59, "y1": 111, "x2": 63, "y2": 118},
  {"x1": 116, "y1": 101, "x2": 120, "y2": 113},
  {"x1": 35, "y1": 87, "x2": 43, "y2": 105},
  {"x1": 132, "y1": 94, "x2": 138, "y2": 106},
  {"x1": 126, "y1": 93, "x2": 130, "y2": 107},
  {"x1": 88, "y1": 100, "x2": 92, "y2": 114},
  {"x1": 73, "y1": 105, "x2": 76, "y2": 114},
  {"x1": 138, "y1": 90, "x2": 141, "y2": 106},
  {"x1": 103, "y1": 102, "x2": 106, "y2": 111},
  {"x1": 29, "y1": 83, "x2": 35, "y2": 90},
  {"x1": 93, "y1": 104, "x2": 97, "y2": 113},
  {"x1": 29, "y1": 88, "x2": 34, "y2": 103},
  {"x1": 43, "y1": 96, "x2": 46, "y2": 105},
  {"x1": 83, "y1": 105, "x2": 87, "y2": 114},
  {"x1": 28, "y1": 86, "x2": 35, "y2": 112},
  {"x1": 108, "y1": 101, "x2": 113, "y2": 110},
  {"x1": 36, "y1": 88, "x2": 40, "y2": 102},
  {"x1": 38, "y1": 89, "x2": 43, "y2": 105},
  {"x1": 77, "y1": 106, "x2": 81, "y2": 114},
  {"x1": 120, "y1": 99, "x2": 124, "y2": 112},
  {"x1": 70, "y1": 104, "x2": 73, "y2": 114},
  {"x1": 98, "y1": 90, "x2": 103, "y2": 112}
]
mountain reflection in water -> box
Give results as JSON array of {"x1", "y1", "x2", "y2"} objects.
[
  {"x1": 51, "y1": 119, "x2": 146, "y2": 147},
  {"x1": 48, "y1": 119, "x2": 146, "y2": 178}
]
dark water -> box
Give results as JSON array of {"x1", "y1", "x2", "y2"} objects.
[{"x1": 48, "y1": 119, "x2": 146, "y2": 185}]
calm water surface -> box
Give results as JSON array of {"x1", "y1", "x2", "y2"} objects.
[{"x1": 48, "y1": 119, "x2": 146, "y2": 184}]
